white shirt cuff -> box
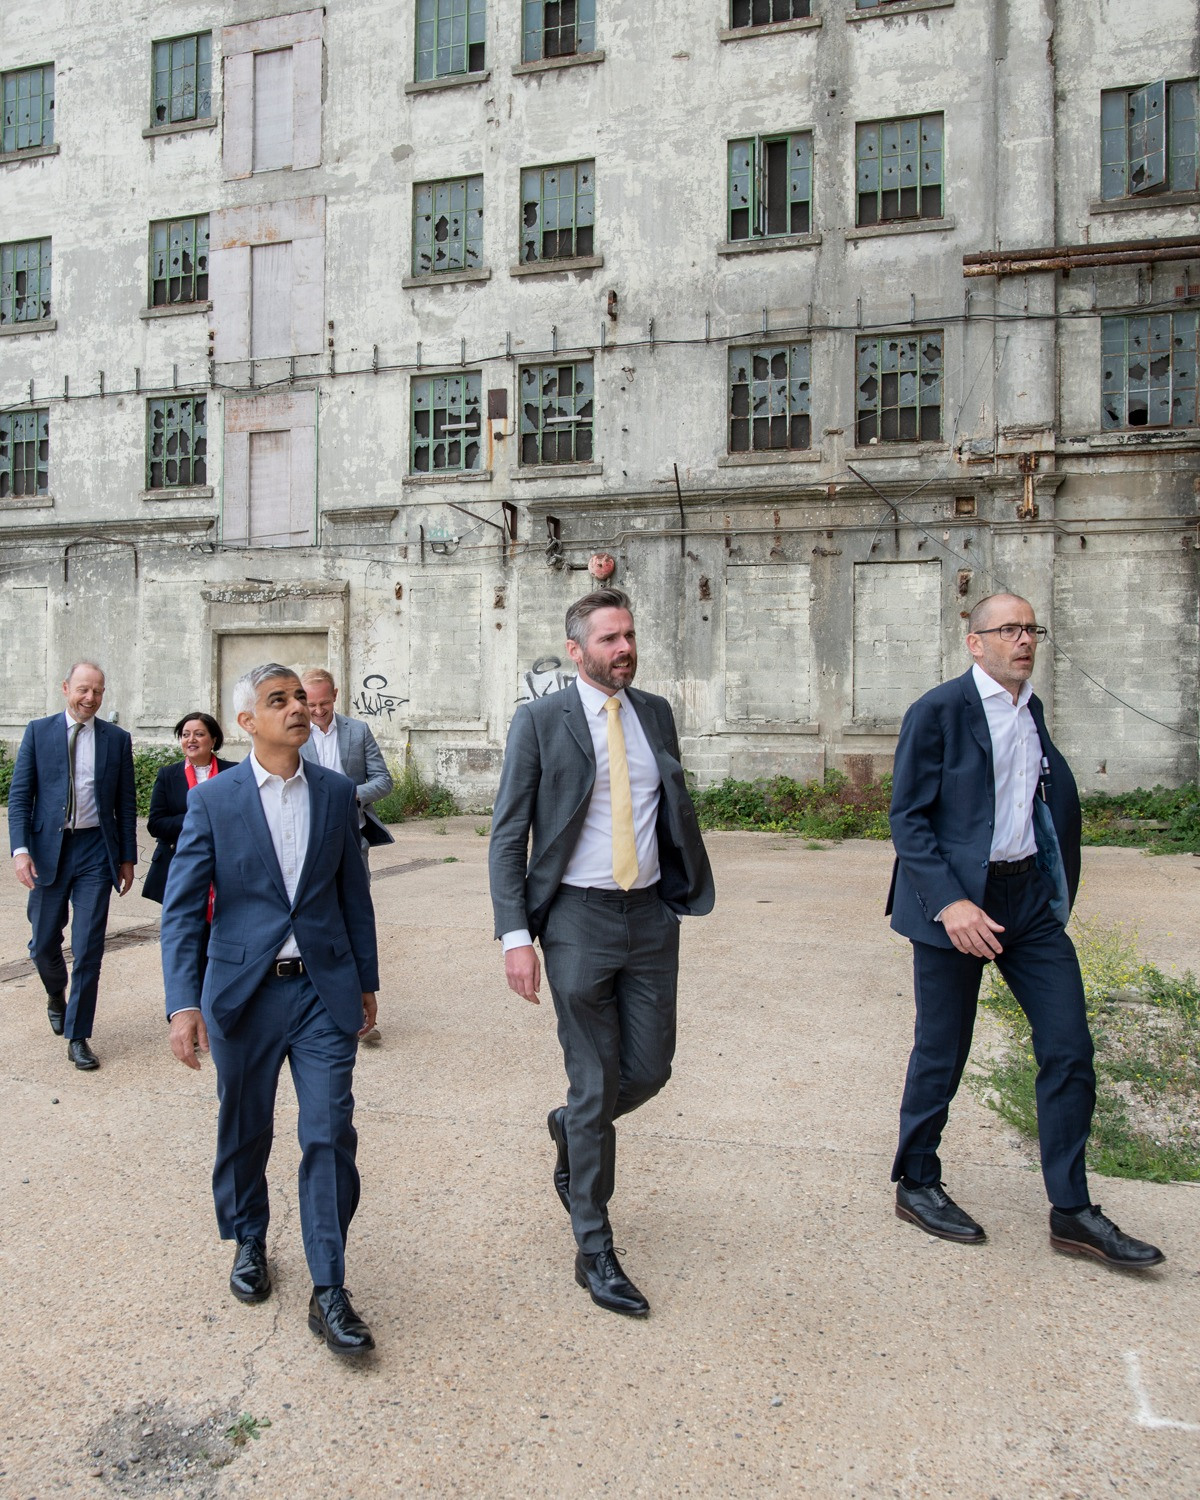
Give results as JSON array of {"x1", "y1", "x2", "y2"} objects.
[
  {"x1": 168, "y1": 1006, "x2": 201, "y2": 1019},
  {"x1": 13, "y1": 847, "x2": 29, "y2": 858},
  {"x1": 501, "y1": 929, "x2": 534, "y2": 952}
]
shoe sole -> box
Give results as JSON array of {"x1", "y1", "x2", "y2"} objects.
[
  {"x1": 573, "y1": 1266, "x2": 650, "y2": 1317},
  {"x1": 895, "y1": 1203, "x2": 986, "y2": 1244},
  {"x1": 307, "y1": 1314, "x2": 375, "y2": 1353},
  {"x1": 70, "y1": 1058, "x2": 99, "y2": 1071},
  {"x1": 230, "y1": 1282, "x2": 272, "y2": 1304},
  {"x1": 1049, "y1": 1234, "x2": 1165, "y2": 1269},
  {"x1": 547, "y1": 1111, "x2": 571, "y2": 1215}
]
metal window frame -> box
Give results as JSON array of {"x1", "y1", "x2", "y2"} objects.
[
  {"x1": 0, "y1": 407, "x2": 49, "y2": 498},
  {"x1": 415, "y1": 0, "x2": 486, "y2": 81},
  {"x1": 522, "y1": 0, "x2": 596, "y2": 63},
  {"x1": 728, "y1": 342, "x2": 812, "y2": 453},
  {"x1": 0, "y1": 237, "x2": 52, "y2": 325},
  {"x1": 146, "y1": 395, "x2": 208, "y2": 490},
  {"x1": 1101, "y1": 312, "x2": 1200, "y2": 430},
  {"x1": 412, "y1": 175, "x2": 484, "y2": 276},
  {"x1": 149, "y1": 214, "x2": 210, "y2": 306},
  {"x1": 729, "y1": 0, "x2": 811, "y2": 27},
  {"x1": 1101, "y1": 78, "x2": 1200, "y2": 201},
  {"x1": 151, "y1": 31, "x2": 213, "y2": 125},
  {"x1": 519, "y1": 159, "x2": 595, "y2": 263},
  {"x1": 518, "y1": 359, "x2": 595, "y2": 465},
  {"x1": 410, "y1": 371, "x2": 484, "y2": 473},
  {"x1": 728, "y1": 131, "x2": 813, "y2": 241},
  {"x1": 855, "y1": 112, "x2": 943, "y2": 226},
  {"x1": 855, "y1": 332, "x2": 943, "y2": 444},
  {"x1": 1, "y1": 62, "x2": 54, "y2": 153}
]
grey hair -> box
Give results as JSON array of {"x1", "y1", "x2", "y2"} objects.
[
  {"x1": 565, "y1": 588, "x2": 633, "y2": 647},
  {"x1": 64, "y1": 660, "x2": 105, "y2": 685},
  {"x1": 968, "y1": 593, "x2": 1029, "y2": 633},
  {"x1": 232, "y1": 663, "x2": 301, "y2": 717}
]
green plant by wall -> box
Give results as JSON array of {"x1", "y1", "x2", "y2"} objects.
[
  {"x1": 691, "y1": 769, "x2": 892, "y2": 839},
  {"x1": 373, "y1": 761, "x2": 459, "y2": 824},
  {"x1": 133, "y1": 747, "x2": 184, "y2": 817}
]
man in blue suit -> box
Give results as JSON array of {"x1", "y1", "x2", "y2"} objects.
[
  {"x1": 161, "y1": 663, "x2": 381, "y2": 1354},
  {"x1": 887, "y1": 593, "x2": 1162, "y2": 1269},
  {"x1": 8, "y1": 661, "x2": 136, "y2": 1070}
]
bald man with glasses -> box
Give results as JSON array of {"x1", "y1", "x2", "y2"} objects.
[{"x1": 885, "y1": 593, "x2": 1163, "y2": 1270}]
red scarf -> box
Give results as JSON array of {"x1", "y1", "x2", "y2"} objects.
[{"x1": 184, "y1": 759, "x2": 220, "y2": 922}]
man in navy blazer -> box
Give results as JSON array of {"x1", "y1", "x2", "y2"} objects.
[
  {"x1": 8, "y1": 661, "x2": 136, "y2": 1070},
  {"x1": 887, "y1": 593, "x2": 1162, "y2": 1269},
  {"x1": 161, "y1": 664, "x2": 381, "y2": 1354}
]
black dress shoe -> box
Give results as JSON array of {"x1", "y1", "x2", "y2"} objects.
[
  {"x1": 1049, "y1": 1205, "x2": 1165, "y2": 1269},
  {"x1": 67, "y1": 1038, "x2": 99, "y2": 1071},
  {"x1": 47, "y1": 991, "x2": 66, "y2": 1036},
  {"x1": 895, "y1": 1181, "x2": 986, "y2": 1243},
  {"x1": 229, "y1": 1238, "x2": 271, "y2": 1303},
  {"x1": 547, "y1": 1107, "x2": 571, "y2": 1214},
  {"x1": 308, "y1": 1286, "x2": 375, "y2": 1354},
  {"x1": 574, "y1": 1248, "x2": 649, "y2": 1317}
]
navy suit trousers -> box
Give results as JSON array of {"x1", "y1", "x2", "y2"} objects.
[
  {"x1": 207, "y1": 972, "x2": 360, "y2": 1286},
  {"x1": 27, "y1": 827, "x2": 112, "y2": 1040},
  {"x1": 893, "y1": 866, "x2": 1096, "y2": 1209}
]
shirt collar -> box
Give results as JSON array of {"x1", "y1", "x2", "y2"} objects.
[
  {"x1": 575, "y1": 677, "x2": 629, "y2": 715},
  {"x1": 312, "y1": 718, "x2": 338, "y2": 740},
  {"x1": 249, "y1": 750, "x2": 308, "y2": 787},
  {"x1": 64, "y1": 709, "x2": 94, "y2": 732},
  {"x1": 972, "y1": 662, "x2": 1033, "y2": 709}
]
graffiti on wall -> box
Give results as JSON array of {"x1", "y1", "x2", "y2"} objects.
[
  {"x1": 517, "y1": 656, "x2": 576, "y2": 703},
  {"x1": 352, "y1": 674, "x2": 409, "y2": 720}
]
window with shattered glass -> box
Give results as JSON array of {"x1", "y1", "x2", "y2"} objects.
[
  {"x1": 521, "y1": 161, "x2": 594, "y2": 262},
  {"x1": 0, "y1": 409, "x2": 48, "y2": 498},
  {"x1": 0, "y1": 238, "x2": 51, "y2": 324},
  {"x1": 856, "y1": 334, "x2": 942, "y2": 444},
  {"x1": 1101, "y1": 314, "x2": 1199, "y2": 429},
  {"x1": 146, "y1": 397, "x2": 207, "y2": 488},
  {"x1": 413, "y1": 177, "x2": 484, "y2": 275},
  {"x1": 2, "y1": 64, "x2": 54, "y2": 153},
  {"x1": 728, "y1": 133, "x2": 812, "y2": 240},
  {"x1": 411, "y1": 373, "x2": 483, "y2": 472},
  {"x1": 520, "y1": 362, "x2": 594, "y2": 464},
  {"x1": 416, "y1": 0, "x2": 486, "y2": 81},
  {"x1": 149, "y1": 216, "x2": 209, "y2": 306},
  {"x1": 729, "y1": 345, "x2": 811, "y2": 452},
  {"x1": 730, "y1": 0, "x2": 810, "y2": 27},
  {"x1": 523, "y1": 0, "x2": 595, "y2": 62},
  {"x1": 1101, "y1": 79, "x2": 1198, "y2": 200},
  {"x1": 152, "y1": 33, "x2": 212, "y2": 125},
  {"x1": 856, "y1": 114, "x2": 942, "y2": 226}
]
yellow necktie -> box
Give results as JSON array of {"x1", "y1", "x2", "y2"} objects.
[{"x1": 604, "y1": 696, "x2": 639, "y2": 891}]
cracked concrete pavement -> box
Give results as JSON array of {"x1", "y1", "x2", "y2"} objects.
[{"x1": 2, "y1": 813, "x2": 1199, "y2": 1498}]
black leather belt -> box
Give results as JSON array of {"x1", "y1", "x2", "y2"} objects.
[
  {"x1": 272, "y1": 959, "x2": 305, "y2": 978},
  {"x1": 988, "y1": 856, "x2": 1035, "y2": 877}
]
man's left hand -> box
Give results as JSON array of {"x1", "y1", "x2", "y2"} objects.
[
  {"x1": 359, "y1": 992, "x2": 378, "y2": 1037},
  {"x1": 117, "y1": 862, "x2": 135, "y2": 895}
]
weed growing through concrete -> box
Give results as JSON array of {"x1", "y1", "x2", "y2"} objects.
[
  {"x1": 976, "y1": 918, "x2": 1200, "y2": 1182},
  {"x1": 224, "y1": 1414, "x2": 272, "y2": 1447}
]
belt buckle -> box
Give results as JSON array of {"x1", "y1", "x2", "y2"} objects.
[{"x1": 274, "y1": 959, "x2": 303, "y2": 978}]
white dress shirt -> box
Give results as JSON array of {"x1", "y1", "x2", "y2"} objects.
[
  {"x1": 65, "y1": 710, "x2": 99, "y2": 829},
  {"x1": 308, "y1": 719, "x2": 344, "y2": 775},
  {"x1": 972, "y1": 663, "x2": 1041, "y2": 862},
  {"x1": 249, "y1": 752, "x2": 311, "y2": 959},
  {"x1": 501, "y1": 680, "x2": 664, "y2": 953}
]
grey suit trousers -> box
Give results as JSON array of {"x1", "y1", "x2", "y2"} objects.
[{"x1": 539, "y1": 883, "x2": 680, "y2": 1254}]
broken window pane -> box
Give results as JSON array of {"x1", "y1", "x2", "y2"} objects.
[
  {"x1": 520, "y1": 160, "x2": 595, "y2": 262},
  {"x1": 1100, "y1": 77, "x2": 1199, "y2": 200},
  {"x1": 730, "y1": 0, "x2": 811, "y2": 25},
  {"x1": 410, "y1": 372, "x2": 483, "y2": 472},
  {"x1": 145, "y1": 396, "x2": 207, "y2": 488},
  {"x1": 0, "y1": 408, "x2": 49, "y2": 498},
  {"x1": 1100, "y1": 312, "x2": 1200, "y2": 430},
  {"x1": 519, "y1": 361, "x2": 595, "y2": 465},
  {"x1": 416, "y1": 0, "x2": 486, "y2": 81},
  {"x1": 0, "y1": 237, "x2": 51, "y2": 324},
  {"x1": 523, "y1": 0, "x2": 596, "y2": 62},
  {"x1": 855, "y1": 334, "x2": 942, "y2": 445},
  {"x1": 2, "y1": 63, "x2": 54, "y2": 153},
  {"x1": 413, "y1": 175, "x2": 484, "y2": 274},
  {"x1": 856, "y1": 114, "x2": 943, "y2": 226},
  {"x1": 149, "y1": 215, "x2": 209, "y2": 306},
  {"x1": 727, "y1": 133, "x2": 812, "y2": 241},
  {"x1": 728, "y1": 343, "x2": 810, "y2": 453},
  {"x1": 152, "y1": 32, "x2": 212, "y2": 125}
]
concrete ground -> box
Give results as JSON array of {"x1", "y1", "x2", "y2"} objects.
[{"x1": 1, "y1": 815, "x2": 1199, "y2": 1499}]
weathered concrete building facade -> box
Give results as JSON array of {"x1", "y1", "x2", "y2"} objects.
[{"x1": 1, "y1": 0, "x2": 1197, "y2": 797}]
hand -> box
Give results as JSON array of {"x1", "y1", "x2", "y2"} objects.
[
  {"x1": 170, "y1": 1009, "x2": 210, "y2": 1070},
  {"x1": 940, "y1": 900, "x2": 1005, "y2": 958},
  {"x1": 359, "y1": 992, "x2": 378, "y2": 1036},
  {"x1": 117, "y1": 862, "x2": 135, "y2": 896},
  {"x1": 13, "y1": 853, "x2": 36, "y2": 890},
  {"x1": 504, "y1": 944, "x2": 541, "y2": 1005}
]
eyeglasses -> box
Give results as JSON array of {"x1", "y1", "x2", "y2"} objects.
[{"x1": 972, "y1": 623, "x2": 1048, "y2": 642}]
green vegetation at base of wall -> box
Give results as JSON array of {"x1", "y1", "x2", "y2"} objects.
[
  {"x1": 975, "y1": 918, "x2": 1200, "y2": 1183},
  {"x1": 692, "y1": 770, "x2": 892, "y2": 839},
  {"x1": 374, "y1": 763, "x2": 459, "y2": 823},
  {"x1": 1080, "y1": 785, "x2": 1200, "y2": 854}
]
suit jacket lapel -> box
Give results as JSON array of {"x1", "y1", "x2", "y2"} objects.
[
  {"x1": 335, "y1": 714, "x2": 352, "y2": 775},
  {"x1": 233, "y1": 760, "x2": 289, "y2": 904},
  {"x1": 91, "y1": 717, "x2": 109, "y2": 791},
  {"x1": 292, "y1": 767, "x2": 329, "y2": 906},
  {"x1": 562, "y1": 682, "x2": 596, "y2": 766}
]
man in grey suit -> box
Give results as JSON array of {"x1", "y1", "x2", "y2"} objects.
[{"x1": 489, "y1": 588, "x2": 715, "y2": 1317}]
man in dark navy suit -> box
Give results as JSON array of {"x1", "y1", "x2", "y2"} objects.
[
  {"x1": 161, "y1": 664, "x2": 380, "y2": 1354},
  {"x1": 8, "y1": 662, "x2": 137, "y2": 1070},
  {"x1": 887, "y1": 593, "x2": 1162, "y2": 1269}
]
